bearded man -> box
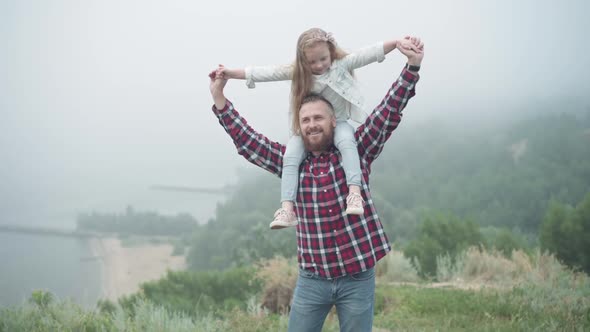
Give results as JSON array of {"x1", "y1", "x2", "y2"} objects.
[{"x1": 208, "y1": 38, "x2": 423, "y2": 332}]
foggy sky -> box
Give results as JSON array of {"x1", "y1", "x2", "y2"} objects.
[{"x1": 1, "y1": 0, "x2": 589, "y2": 227}]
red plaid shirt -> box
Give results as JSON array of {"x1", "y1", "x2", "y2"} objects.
[{"x1": 213, "y1": 67, "x2": 419, "y2": 279}]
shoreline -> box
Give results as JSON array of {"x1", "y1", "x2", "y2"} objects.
[{"x1": 89, "y1": 237, "x2": 186, "y2": 301}]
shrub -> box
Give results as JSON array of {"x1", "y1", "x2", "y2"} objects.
[
  {"x1": 1, "y1": 293, "x2": 114, "y2": 332},
  {"x1": 138, "y1": 267, "x2": 262, "y2": 316},
  {"x1": 540, "y1": 193, "x2": 590, "y2": 274},
  {"x1": 376, "y1": 250, "x2": 421, "y2": 283},
  {"x1": 404, "y1": 212, "x2": 483, "y2": 278},
  {"x1": 254, "y1": 256, "x2": 298, "y2": 314},
  {"x1": 481, "y1": 226, "x2": 531, "y2": 256}
]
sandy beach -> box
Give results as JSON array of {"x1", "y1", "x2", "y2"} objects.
[{"x1": 89, "y1": 237, "x2": 186, "y2": 301}]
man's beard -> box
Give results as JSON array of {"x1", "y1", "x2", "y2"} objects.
[{"x1": 302, "y1": 126, "x2": 334, "y2": 153}]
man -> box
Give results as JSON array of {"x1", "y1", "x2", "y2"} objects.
[{"x1": 209, "y1": 37, "x2": 423, "y2": 332}]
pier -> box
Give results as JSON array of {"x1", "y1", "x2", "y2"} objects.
[{"x1": 0, "y1": 224, "x2": 102, "y2": 238}]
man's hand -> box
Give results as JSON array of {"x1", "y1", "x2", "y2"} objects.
[
  {"x1": 398, "y1": 36, "x2": 424, "y2": 67},
  {"x1": 209, "y1": 69, "x2": 228, "y2": 110}
]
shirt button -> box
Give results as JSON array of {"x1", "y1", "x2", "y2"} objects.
[
  {"x1": 320, "y1": 172, "x2": 324, "y2": 175},
  {"x1": 329, "y1": 209, "x2": 332, "y2": 212},
  {"x1": 323, "y1": 190, "x2": 327, "y2": 193}
]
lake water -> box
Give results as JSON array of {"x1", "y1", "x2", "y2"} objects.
[
  {"x1": 0, "y1": 233, "x2": 102, "y2": 308},
  {"x1": 0, "y1": 192, "x2": 224, "y2": 308}
]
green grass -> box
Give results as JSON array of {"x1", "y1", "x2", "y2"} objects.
[
  {"x1": 373, "y1": 284, "x2": 589, "y2": 332},
  {"x1": 3, "y1": 284, "x2": 587, "y2": 332},
  {"x1": 3, "y1": 248, "x2": 589, "y2": 332}
]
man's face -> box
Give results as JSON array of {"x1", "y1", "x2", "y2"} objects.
[{"x1": 299, "y1": 100, "x2": 336, "y2": 153}]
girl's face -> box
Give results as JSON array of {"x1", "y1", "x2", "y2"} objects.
[{"x1": 304, "y1": 42, "x2": 331, "y2": 75}]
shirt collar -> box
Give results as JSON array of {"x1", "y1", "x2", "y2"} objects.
[{"x1": 305, "y1": 145, "x2": 337, "y2": 160}]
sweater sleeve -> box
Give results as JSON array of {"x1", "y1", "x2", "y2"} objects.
[
  {"x1": 340, "y1": 42, "x2": 386, "y2": 71},
  {"x1": 244, "y1": 64, "x2": 293, "y2": 88}
]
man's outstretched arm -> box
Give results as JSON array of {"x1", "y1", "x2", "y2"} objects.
[
  {"x1": 209, "y1": 71, "x2": 285, "y2": 177},
  {"x1": 356, "y1": 38, "x2": 424, "y2": 165}
]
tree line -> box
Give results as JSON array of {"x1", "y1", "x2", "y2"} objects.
[
  {"x1": 76, "y1": 205, "x2": 198, "y2": 237},
  {"x1": 186, "y1": 108, "x2": 590, "y2": 275}
]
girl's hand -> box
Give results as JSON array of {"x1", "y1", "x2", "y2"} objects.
[
  {"x1": 216, "y1": 64, "x2": 227, "y2": 79},
  {"x1": 403, "y1": 36, "x2": 424, "y2": 52},
  {"x1": 398, "y1": 39, "x2": 421, "y2": 54},
  {"x1": 214, "y1": 65, "x2": 246, "y2": 80}
]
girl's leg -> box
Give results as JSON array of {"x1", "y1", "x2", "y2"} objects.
[
  {"x1": 270, "y1": 135, "x2": 306, "y2": 229},
  {"x1": 334, "y1": 121, "x2": 364, "y2": 215}
]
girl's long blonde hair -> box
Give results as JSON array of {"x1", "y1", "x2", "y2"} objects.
[{"x1": 291, "y1": 28, "x2": 348, "y2": 134}]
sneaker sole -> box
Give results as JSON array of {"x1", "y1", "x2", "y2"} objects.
[
  {"x1": 345, "y1": 208, "x2": 364, "y2": 215},
  {"x1": 269, "y1": 222, "x2": 297, "y2": 229}
]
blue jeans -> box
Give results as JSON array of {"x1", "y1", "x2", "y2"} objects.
[
  {"x1": 288, "y1": 268, "x2": 375, "y2": 332},
  {"x1": 281, "y1": 120, "x2": 361, "y2": 202}
]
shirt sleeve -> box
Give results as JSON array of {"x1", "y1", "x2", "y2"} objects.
[
  {"x1": 212, "y1": 100, "x2": 285, "y2": 177},
  {"x1": 244, "y1": 64, "x2": 293, "y2": 88},
  {"x1": 340, "y1": 42, "x2": 386, "y2": 71},
  {"x1": 355, "y1": 67, "x2": 419, "y2": 165}
]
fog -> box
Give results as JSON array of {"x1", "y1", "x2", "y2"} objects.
[{"x1": 1, "y1": 0, "x2": 589, "y2": 227}]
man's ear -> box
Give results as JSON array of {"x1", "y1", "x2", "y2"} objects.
[{"x1": 331, "y1": 116, "x2": 337, "y2": 128}]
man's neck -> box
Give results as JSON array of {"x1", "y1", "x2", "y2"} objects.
[
  {"x1": 310, "y1": 146, "x2": 333, "y2": 157},
  {"x1": 310, "y1": 151, "x2": 323, "y2": 157}
]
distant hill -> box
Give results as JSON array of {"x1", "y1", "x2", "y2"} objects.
[{"x1": 187, "y1": 108, "x2": 590, "y2": 270}]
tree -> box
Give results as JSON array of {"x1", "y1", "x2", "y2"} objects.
[
  {"x1": 540, "y1": 193, "x2": 590, "y2": 273},
  {"x1": 404, "y1": 212, "x2": 483, "y2": 278}
]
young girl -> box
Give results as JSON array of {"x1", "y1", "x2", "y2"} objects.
[{"x1": 218, "y1": 28, "x2": 414, "y2": 229}]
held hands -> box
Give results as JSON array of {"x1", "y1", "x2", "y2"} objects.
[
  {"x1": 215, "y1": 64, "x2": 228, "y2": 79},
  {"x1": 209, "y1": 67, "x2": 228, "y2": 109},
  {"x1": 215, "y1": 64, "x2": 244, "y2": 80},
  {"x1": 397, "y1": 36, "x2": 424, "y2": 66}
]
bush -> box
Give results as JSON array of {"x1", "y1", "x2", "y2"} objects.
[
  {"x1": 508, "y1": 249, "x2": 590, "y2": 319},
  {"x1": 28, "y1": 290, "x2": 53, "y2": 309},
  {"x1": 453, "y1": 247, "x2": 532, "y2": 286},
  {"x1": 376, "y1": 250, "x2": 421, "y2": 283},
  {"x1": 0, "y1": 293, "x2": 114, "y2": 332},
  {"x1": 254, "y1": 256, "x2": 298, "y2": 314},
  {"x1": 481, "y1": 226, "x2": 531, "y2": 256},
  {"x1": 404, "y1": 212, "x2": 483, "y2": 278},
  {"x1": 540, "y1": 193, "x2": 590, "y2": 274},
  {"x1": 138, "y1": 267, "x2": 262, "y2": 316}
]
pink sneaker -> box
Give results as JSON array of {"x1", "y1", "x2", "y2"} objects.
[
  {"x1": 269, "y1": 208, "x2": 298, "y2": 229},
  {"x1": 345, "y1": 193, "x2": 364, "y2": 215}
]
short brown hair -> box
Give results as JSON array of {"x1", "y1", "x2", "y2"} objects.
[{"x1": 301, "y1": 93, "x2": 334, "y2": 113}]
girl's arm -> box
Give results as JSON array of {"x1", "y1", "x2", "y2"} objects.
[
  {"x1": 382, "y1": 39, "x2": 399, "y2": 56},
  {"x1": 341, "y1": 37, "x2": 422, "y2": 71},
  {"x1": 340, "y1": 42, "x2": 388, "y2": 70},
  {"x1": 218, "y1": 66, "x2": 246, "y2": 80},
  {"x1": 218, "y1": 64, "x2": 292, "y2": 89}
]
